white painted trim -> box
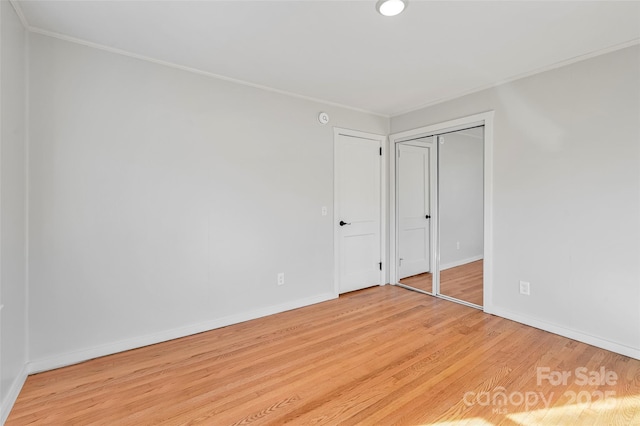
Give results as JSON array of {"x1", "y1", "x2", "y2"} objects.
[
  {"x1": 24, "y1": 28, "x2": 31, "y2": 365},
  {"x1": 431, "y1": 140, "x2": 438, "y2": 293},
  {"x1": 439, "y1": 255, "x2": 484, "y2": 271},
  {"x1": 0, "y1": 364, "x2": 28, "y2": 425},
  {"x1": 23, "y1": 26, "x2": 388, "y2": 119},
  {"x1": 388, "y1": 139, "x2": 396, "y2": 285},
  {"x1": 380, "y1": 136, "x2": 388, "y2": 285},
  {"x1": 491, "y1": 307, "x2": 640, "y2": 361},
  {"x1": 482, "y1": 116, "x2": 495, "y2": 314},
  {"x1": 333, "y1": 128, "x2": 387, "y2": 295},
  {"x1": 433, "y1": 135, "x2": 442, "y2": 297},
  {"x1": 391, "y1": 112, "x2": 491, "y2": 142},
  {"x1": 391, "y1": 38, "x2": 640, "y2": 117},
  {"x1": 27, "y1": 292, "x2": 336, "y2": 374},
  {"x1": 389, "y1": 111, "x2": 494, "y2": 315},
  {"x1": 334, "y1": 127, "x2": 386, "y2": 143}
]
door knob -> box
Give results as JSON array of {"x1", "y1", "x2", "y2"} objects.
[
  {"x1": 425, "y1": 215, "x2": 431, "y2": 219},
  {"x1": 339, "y1": 220, "x2": 351, "y2": 226}
]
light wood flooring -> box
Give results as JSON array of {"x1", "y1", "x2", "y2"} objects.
[
  {"x1": 400, "y1": 260, "x2": 484, "y2": 306},
  {"x1": 399, "y1": 271, "x2": 433, "y2": 293},
  {"x1": 441, "y1": 260, "x2": 483, "y2": 306},
  {"x1": 8, "y1": 285, "x2": 640, "y2": 425}
]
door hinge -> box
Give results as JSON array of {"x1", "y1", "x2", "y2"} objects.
[
  {"x1": 379, "y1": 147, "x2": 382, "y2": 156},
  {"x1": 379, "y1": 262, "x2": 382, "y2": 271}
]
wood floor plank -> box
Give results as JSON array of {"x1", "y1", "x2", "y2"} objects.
[{"x1": 7, "y1": 285, "x2": 640, "y2": 425}]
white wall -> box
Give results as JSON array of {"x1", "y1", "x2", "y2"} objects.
[
  {"x1": 0, "y1": 0, "x2": 28, "y2": 421},
  {"x1": 392, "y1": 45, "x2": 640, "y2": 358},
  {"x1": 27, "y1": 34, "x2": 388, "y2": 367},
  {"x1": 439, "y1": 129, "x2": 484, "y2": 269}
]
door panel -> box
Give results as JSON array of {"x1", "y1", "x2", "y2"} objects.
[
  {"x1": 336, "y1": 134, "x2": 382, "y2": 294},
  {"x1": 438, "y1": 128, "x2": 484, "y2": 307},
  {"x1": 398, "y1": 144, "x2": 431, "y2": 279}
]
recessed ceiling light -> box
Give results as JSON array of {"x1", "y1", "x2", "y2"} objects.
[{"x1": 376, "y1": 0, "x2": 407, "y2": 17}]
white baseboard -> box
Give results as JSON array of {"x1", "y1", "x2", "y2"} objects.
[
  {"x1": 1, "y1": 364, "x2": 28, "y2": 425},
  {"x1": 27, "y1": 292, "x2": 337, "y2": 374},
  {"x1": 440, "y1": 255, "x2": 483, "y2": 271},
  {"x1": 491, "y1": 306, "x2": 640, "y2": 361}
]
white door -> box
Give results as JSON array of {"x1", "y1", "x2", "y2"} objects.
[
  {"x1": 398, "y1": 143, "x2": 432, "y2": 279},
  {"x1": 335, "y1": 132, "x2": 382, "y2": 294}
]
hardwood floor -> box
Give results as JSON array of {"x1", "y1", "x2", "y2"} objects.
[
  {"x1": 399, "y1": 271, "x2": 432, "y2": 293},
  {"x1": 440, "y1": 260, "x2": 483, "y2": 306},
  {"x1": 399, "y1": 260, "x2": 483, "y2": 306},
  {"x1": 8, "y1": 285, "x2": 640, "y2": 425}
]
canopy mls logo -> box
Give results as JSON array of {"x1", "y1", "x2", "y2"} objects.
[
  {"x1": 462, "y1": 366, "x2": 619, "y2": 414},
  {"x1": 462, "y1": 387, "x2": 553, "y2": 413}
]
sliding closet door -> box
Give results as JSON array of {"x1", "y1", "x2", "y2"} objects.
[{"x1": 437, "y1": 127, "x2": 484, "y2": 307}]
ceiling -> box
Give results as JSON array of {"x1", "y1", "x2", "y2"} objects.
[{"x1": 13, "y1": 0, "x2": 640, "y2": 117}]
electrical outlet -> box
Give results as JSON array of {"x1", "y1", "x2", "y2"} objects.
[
  {"x1": 321, "y1": 206, "x2": 328, "y2": 216},
  {"x1": 519, "y1": 281, "x2": 530, "y2": 296},
  {"x1": 277, "y1": 272, "x2": 285, "y2": 286},
  {"x1": 456, "y1": 241, "x2": 460, "y2": 250}
]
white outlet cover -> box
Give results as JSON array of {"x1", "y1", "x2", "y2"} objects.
[{"x1": 519, "y1": 281, "x2": 530, "y2": 295}]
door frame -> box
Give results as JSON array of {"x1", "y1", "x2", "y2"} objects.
[
  {"x1": 333, "y1": 127, "x2": 387, "y2": 296},
  {"x1": 388, "y1": 111, "x2": 494, "y2": 313}
]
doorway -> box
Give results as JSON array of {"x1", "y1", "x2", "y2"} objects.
[{"x1": 389, "y1": 112, "x2": 494, "y2": 311}]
